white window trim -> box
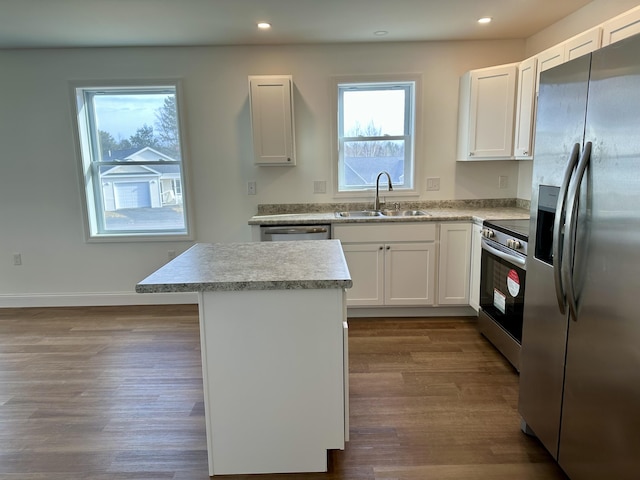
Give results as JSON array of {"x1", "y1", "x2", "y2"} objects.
[
  {"x1": 69, "y1": 79, "x2": 194, "y2": 243},
  {"x1": 330, "y1": 73, "x2": 423, "y2": 200}
]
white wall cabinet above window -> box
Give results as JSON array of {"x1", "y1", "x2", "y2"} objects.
[
  {"x1": 457, "y1": 63, "x2": 517, "y2": 161},
  {"x1": 248, "y1": 75, "x2": 296, "y2": 166},
  {"x1": 601, "y1": 5, "x2": 640, "y2": 47}
]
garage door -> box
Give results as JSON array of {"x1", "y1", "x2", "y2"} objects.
[{"x1": 114, "y1": 182, "x2": 151, "y2": 209}]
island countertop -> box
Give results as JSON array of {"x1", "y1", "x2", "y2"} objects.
[{"x1": 135, "y1": 240, "x2": 353, "y2": 293}]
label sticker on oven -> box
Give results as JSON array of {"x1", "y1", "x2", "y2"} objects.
[
  {"x1": 493, "y1": 289, "x2": 506, "y2": 314},
  {"x1": 507, "y1": 269, "x2": 521, "y2": 297}
]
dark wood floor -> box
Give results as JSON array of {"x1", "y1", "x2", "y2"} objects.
[{"x1": 0, "y1": 305, "x2": 567, "y2": 480}]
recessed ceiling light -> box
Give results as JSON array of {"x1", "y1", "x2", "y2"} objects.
[
  {"x1": 478, "y1": 17, "x2": 492, "y2": 24},
  {"x1": 374, "y1": 30, "x2": 388, "y2": 36},
  {"x1": 257, "y1": 22, "x2": 272, "y2": 30}
]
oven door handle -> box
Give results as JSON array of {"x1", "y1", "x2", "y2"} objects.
[{"x1": 481, "y1": 239, "x2": 526, "y2": 268}]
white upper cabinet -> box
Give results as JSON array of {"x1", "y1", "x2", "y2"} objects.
[
  {"x1": 601, "y1": 5, "x2": 640, "y2": 47},
  {"x1": 536, "y1": 44, "x2": 565, "y2": 79},
  {"x1": 536, "y1": 27, "x2": 602, "y2": 92},
  {"x1": 457, "y1": 63, "x2": 517, "y2": 161},
  {"x1": 248, "y1": 75, "x2": 296, "y2": 166},
  {"x1": 565, "y1": 27, "x2": 602, "y2": 61},
  {"x1": 514, "y1": 56, "x2": 538, "y2": 159}
]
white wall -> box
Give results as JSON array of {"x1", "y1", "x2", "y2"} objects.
[{"x1": 0, "y1": 40, "x2": 526, "y2": 305}]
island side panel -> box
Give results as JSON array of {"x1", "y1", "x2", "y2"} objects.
[{"x1": 198, "y1": 288, "x2": 346, "y2": 475}]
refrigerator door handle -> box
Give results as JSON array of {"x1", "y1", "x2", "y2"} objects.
[
  {"x1": 562, "y1": 141, "x2": 592, "y2": 322},
  {"x1": 553, "y1": 142, "x2": 581, "y2": 314}
]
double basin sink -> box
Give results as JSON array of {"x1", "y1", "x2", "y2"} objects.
[{"x1": 335, "y1": 209, "x2": 429, "y2": 218}]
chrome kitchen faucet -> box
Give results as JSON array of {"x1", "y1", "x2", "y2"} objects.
[{"x1": 374, "y1": 171, "x2": 393, "y2": 211}]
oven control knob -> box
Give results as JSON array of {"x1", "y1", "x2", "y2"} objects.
[
  {"x1": 481, "y1": 228, "x2": 495, "y2": 238},
  {"x1": 507, "y1": 239, "x2": 522, "y2": 249}
]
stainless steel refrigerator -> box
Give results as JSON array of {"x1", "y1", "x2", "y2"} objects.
[{"x1": 519, "y1": 33, "x2": 640, "y2": 480}]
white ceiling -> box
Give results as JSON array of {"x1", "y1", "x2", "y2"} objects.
[{"x1": 0, "y1": 0, "x2": 594, "y2": 49}]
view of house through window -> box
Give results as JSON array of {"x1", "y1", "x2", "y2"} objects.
[
  {"x1": 337, "y1": 80, "x2": 416, "y2": 193},
  {"x1": 74, "y1": 84, "x2": 189, "y2": 238}
]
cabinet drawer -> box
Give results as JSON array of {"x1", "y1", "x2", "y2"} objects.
[{"x1": 333, "y1": 223, "x2": 436, "y2": 243}]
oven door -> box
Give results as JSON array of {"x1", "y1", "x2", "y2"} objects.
[{"x1": 480, "y1": 239, "x2": 526, "y2": 342}]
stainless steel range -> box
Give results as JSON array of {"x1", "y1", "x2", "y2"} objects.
[{"x1": 477, "y1": 218, "x2": 529, "y2": 371}]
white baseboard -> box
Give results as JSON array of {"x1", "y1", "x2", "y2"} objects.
[
  {"x1": 347, "y1": 305, "x2": 477, "y2": 318},
  {"x1": 0, "y1": 292, "x2": 198, "y2": 308}
]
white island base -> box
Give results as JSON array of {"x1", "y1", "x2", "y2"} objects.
[{"x1": 198, "y1": 287, "x2": 348, "y2": 476}]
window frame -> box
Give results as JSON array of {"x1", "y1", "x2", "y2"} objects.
[
  {"x1": 331, "y1": 74, "x2": 422, "y2": 198},
  {"x1": 70, "y1": 79, "x2": 193, "y2": 242}
]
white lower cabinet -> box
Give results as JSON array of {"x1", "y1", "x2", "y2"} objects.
[
  {"x1": 385, "y1": 242, "x2": 436, "y2": 305},
  {"x1": 438, "y1": 222, "x2": 472, "y2": 305},
  {"x1": 334, "y1": 223, "x2": 436, "y2": 307},
  {"x1": 340, "y1": 243, "x2": 384, "y2": 306},
  {"x1": 469, "y1": 223, "x2": 482, "y2": 311}
]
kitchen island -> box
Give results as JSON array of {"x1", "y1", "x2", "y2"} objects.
[{"x1": 136, "y1": 241, "x2": 352, "y2": 476}]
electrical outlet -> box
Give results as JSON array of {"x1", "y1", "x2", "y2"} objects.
[
  {"x1": 498, "y1": 175, "x2": 508, "y2": 189},
  {"x1": 313, "y1": 180, "x2": 327, "y2": 194},
  {"x1": 13, "y1": 253, "x2": 22, "y2": 266},
  {"x1": 247, "y1": 181, "x2": 257, "y2": 195},
  {"x1": 426, "y1": 177, "x2": 440, "y2": 191}
]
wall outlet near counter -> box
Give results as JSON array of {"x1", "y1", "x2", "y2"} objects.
[
  {"x1": 426, "y1": 177, "x2": 440, "y2": 191},
  {"x1": 498, "y1": 175, "x2": 508, "y2": 189},
  {"x1": 13, "y1": 253, "x2": 22, "y2": 266}
]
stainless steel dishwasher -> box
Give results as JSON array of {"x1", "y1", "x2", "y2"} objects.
[{"x1": 260, "y1": 225, "x2": 331, "y2": 241}]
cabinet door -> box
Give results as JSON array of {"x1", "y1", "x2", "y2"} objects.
[
  {"x1": 249, "y1": 75, "x2": 296, "y2": 166},
  {"x1": 341, "y1": 243, "x2": 384, "y2": 306},
  {"x1": 438, "y1": 223, "x2": 472, "y2": 305},
  {"x1": 565, "y1": 27, "x2": 601, "y2": 61},
  {"x1": 466, "y1": 64, "x2": 517, "y2": 159},
  {"x1": 602, "y1": 6, "x2": 640, "y2": 47},
  {"x1": 469, "y1": 224, "x2": 482, "y2": 311},
  {"x1": 514, "y1": 56, "x2": 537, "y2": 159},
  {"x1": 536, "y1": 44, "x2": 565, "y2": 93},
  {"x1": 384, "y1": 242, "x2": 436, "y2": 306}
]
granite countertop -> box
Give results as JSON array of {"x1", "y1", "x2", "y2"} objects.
[
  {"x1": 136, "y1": 241, "x2": 353, "y2": 293},
  {"x1": 249, "y1": 206, "x2": 530, "y2": 226}
]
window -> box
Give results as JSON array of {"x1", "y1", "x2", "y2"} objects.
[
  {"x1": 336, "y1": 78, "x2": 417, "y2": 193},
  {"x1": 73, "y1": 82, "x2": 190, "y2": 240}
]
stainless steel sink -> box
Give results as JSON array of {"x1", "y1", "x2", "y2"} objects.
[
  {"x1": 381, "y1": 209, "x2": 429, "y2": 217},
  {"x1": 335, "y1": 210, "x2": 383, "y2": 218},
  {"x1": 335, "y1": 209, "x2": 429, "y2": 218}
]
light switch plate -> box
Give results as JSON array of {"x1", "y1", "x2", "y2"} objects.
[
  {"x1": 313, "y1": 180, "x2": 327, "y2": 194},
  {"x1": 426, "y1": 177, "x2": 440, "y2": 191}
]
